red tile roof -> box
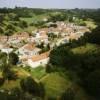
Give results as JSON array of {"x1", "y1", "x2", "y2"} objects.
[{"x1": 31, "y1": 51, "x2": 50, "y2": 62}]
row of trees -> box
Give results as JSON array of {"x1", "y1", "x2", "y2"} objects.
[{"x1": 0, "y1": 52, "x2": 19, "y2": 80}]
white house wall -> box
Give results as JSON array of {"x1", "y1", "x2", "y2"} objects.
[{"x1": 27, "y1": 58, "x2": 49, "y2": 68}]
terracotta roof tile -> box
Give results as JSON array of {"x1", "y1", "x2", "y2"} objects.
[{"x1": 31, "y1": 51, "x2": 50, "y2": 62}]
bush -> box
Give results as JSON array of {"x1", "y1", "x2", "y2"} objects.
[
  {"x1": 19, "y1": 21, "x2": 28, "y2": 28},
  {"x1": 85, "y1": 70, "x2": 100, "y2": 99},
  {"x1": 0, "y1": 27, "x2": 4, "y2": 34},
  {"x1": 24, "y1": 66, "x2": 31, "y2": 72},
  {"x1": 60, "y1": 88, "x2": 75, "y2": 100},
  {"x1": 20, "y1": 76, "x2": 44, "y2": 97},
  {"x1": 9, "y1": 52, "x2": 19, "y2": 65},
  {"x1": 20, "y1": 77, "x2": 34, "y2": 93},
  {"x1": 0, "y1": 77, "x2": 5, "y2": 86},
  {"x1": 2, "y1": 69, "x2": 17, "y2": 80}
]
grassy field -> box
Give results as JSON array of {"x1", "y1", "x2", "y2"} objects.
[
  {"x1": 71, "y1": 43, "x2": 99, "y2": 54},
  {"x1": 29, "y1": 66, "x2": 47, "y2": 80},
  {"x1": 40, "y1": 72, "x2": 72, "y2": 98},
  {"x1": 0, "y1": 66, "x2": 93, "y2": 99},
  {"x1": 0, "y1": 67, "x2": 30, "y2": 90},
  {"x1": 0, "y1": 79, "x2": 20, "y2": 90},
  {"x1": 23, "y1": 26, "x2": 36, "y2": 33},
  {"x1": 40, "y1": 72, "x2": 91, "y2": 99},
  {"x1": 0, "y1": 66, "x2": 47, "y2": 89},
  {"x1": 20, "y1": 14, "x2": 47, "y2": 24},
  {"x1": 20, "y1": 17, "x2": 35, "y2": 24},
  {"x1": 84, "y1": 21, "x2": 97, "y2": 29},
  {"x1": 19, "y1": 15, "x2": 47, "y2": 33}
]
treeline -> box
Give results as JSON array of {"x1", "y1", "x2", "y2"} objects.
[
  {"x1": 0, "y1": 7, "x2": 100, "y2": 21},
  {"x1": 0, "y1": 7, "x2": 54, "y2": 17}
]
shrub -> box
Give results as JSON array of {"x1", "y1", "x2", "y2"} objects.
[{"x1": 0, "y1": 77, "x2": 5, "y2": 86}]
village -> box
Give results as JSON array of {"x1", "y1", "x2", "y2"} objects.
[
  {"x1": 0, "y1": 4, "x2": 100, "y2": 99},
  {"x1": 0, "y1": 21, "x2": 89, "y2": 68}
]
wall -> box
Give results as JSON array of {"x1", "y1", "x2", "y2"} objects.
[{"x1": 27, "y1": 57, "x2": 49, "y2": 68}]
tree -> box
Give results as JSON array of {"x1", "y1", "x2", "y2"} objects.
[
  {"x1": 48, "y1": 32, "x2": 57, "y2": 41},
  {"x1": 4, "y1": 29, "x2": 14, "y2": 36},
  {"x1": 9, "y1": 52, "x2": 19, "y2": 65},
  {"x1": 10, "y1": 87, "x2": 24, "y2": 100},
  {"x1": 8, "y1": 13, "x2": 19, "y2": 21},
  {"x1": 85, "y1": 70, "x2": 100, "y2": 99},
  {"x1": 0, "y1": 52, "x2": 7, "y2": 67},
  {"x1": 1, "y1": 63, "x2": 17, "y2": 80},
  {"x1": 20, "y1": 76, "x2": 44, "y2": 97},
  {"x1": 0, "y1": 77, "x2": 5, "y2": 86},
  {"x1": 0, "y1": 27, "x2": 4, "y2": 34},
  {"x1": 0, "y1": 14, "x2": 4, "y2": 24},
  {"x1": 0, "y1": 52, "x2": 17, "y2": 80},
  {"x1": 48, "y1": 12, "x2": 67, "y2": 22},
  {"x1": 48, "y1": 46, "x2": 73, "y2": 68},
  {"x1": 60, "y1": 88, "x2": 75, "y2": 100},
  {"x1": 86, "y1": 26, "x2": 100, "y2": 44},
  {"x1": 19, "y1": 21, "x2": 28, "y2": 28},
  {"x1": 6, "y1": 24, "x2": 16, "y2": 31}
]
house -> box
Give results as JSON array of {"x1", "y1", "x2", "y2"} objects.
[
  {"x1": 6, "y1": 32, "x2": 29, "y2": 45},
  {"x1": 35, "y1": 32, "x2": 41, "y2": 38},
  {"x1": 27, "y1": 51, "x2": 50, "y2": 68},
  {"x1": 1, "y1": 48, "x2": 13, "y2": 54},
  {"x1": 34, "y1": 29, "x2": 49, "y2": 46},
  {"x1": 0, "y1": 44, "x2": 13, "y2": 54},
  {"x1": 0, "y1": 36, "x2": 8, "y2": 43},
  {"x1": 0, "y1": 44, "x2": 3, "y2": 49},
  {"x1": 43, "y1": 18, "x2": 48, "y2": 22},
  {"x1": 17, "y1": 43, "x2": 41, "y2": 58},
  {"x1": 9, "y1": 32, "x2": 29, "y2": 41},
  {"x1": 27, "y1": 36, "x2": 35, "y2": 42},
  {"x1": 69, "y1": 33, "x2": 80, "y2": 40}
]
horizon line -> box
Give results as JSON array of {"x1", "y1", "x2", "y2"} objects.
[{"x1": 0, "y1": 6, "x2": 100, "y2": 10}]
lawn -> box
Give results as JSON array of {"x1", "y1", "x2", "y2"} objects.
[{"x1": 29, "y1": 66, "x2": 47, "y2": 80}]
